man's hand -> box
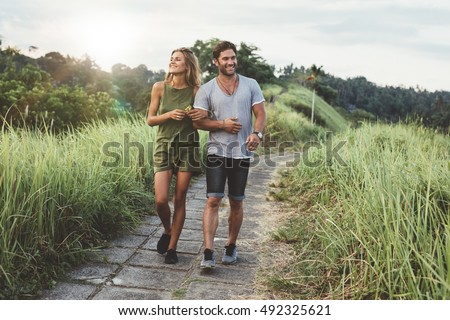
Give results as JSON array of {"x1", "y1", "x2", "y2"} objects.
[
  {"x1": 187, "y1": 108, "x2": 208, "y2": 121},
  {"x1": 223, "y1": 118, "x2": 242, "y2": 134},
  {"x1": 245, "y1": 133, "x2": 260, "y2": 151}
]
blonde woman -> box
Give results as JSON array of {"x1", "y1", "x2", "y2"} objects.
[{"x1": 147, "y1": 47, "x2": 206, "y2": 264}]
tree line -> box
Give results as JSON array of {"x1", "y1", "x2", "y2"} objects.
[
  {"x1": 0, "y1": 47, "x2": 164, "y2": 131},
  {"x1": 278, "y1": 63, "x2": 450, "y2": 132},
  {"x1": 1, "y1": 37, "x2": 449, "y2": 132}
]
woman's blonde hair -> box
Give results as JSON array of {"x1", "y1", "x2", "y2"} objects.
[{"x1": 165, "y1": 47, "x2": 201, "y2": 87}]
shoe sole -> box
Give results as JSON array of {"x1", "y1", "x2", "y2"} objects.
[{"x1": 200, "y1": 263, "x2": 216, "y2": 269}]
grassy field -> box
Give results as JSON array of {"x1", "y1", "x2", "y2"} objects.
[
  {"x1": 264, "y1": 122, "x2": 450, "y2": 299},
  {"x1": 0, "y1": 116, "x2": 159, "y2": 298}
]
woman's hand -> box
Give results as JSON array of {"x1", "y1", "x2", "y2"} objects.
[{"x1": 170, "y1": 109, "x2": 187, "y2": 121}]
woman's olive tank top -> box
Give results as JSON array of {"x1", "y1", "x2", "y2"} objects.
[{"x1": 155, "y1": 84, "x2": 198, "y2": 144}]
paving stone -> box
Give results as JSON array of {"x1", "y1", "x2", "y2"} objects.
[
  {"x1": 179, "y1": 228, "x2": 204, "y2": 241},
  {"x1": 215, "y1": 226, "x2": 229, "y2": 238},
  {"x1": 216, "y1": 222, "x2": 260, "y2": 240},
  {"x1": 191, "y1": 265, "x2": 256, "y2": 285},
  {"x1": 41, "y1": 282, "x2": 97, "y2": 300},
  {"x1": 142, "y1": 236, "x2": 160, "y2": 251},
  {"x1": 88, "y1": 247, "x2": 136, "y2": 264},
  {"x1": 184, "y1": 281, "x2": 253, "y2": 300},
  {"x1": 67, "y1": 263, "x2": 117, "y2": 284},
  {"x1": 185, "y1": 207, "x2": 204, "y2": 219},
  {"x1": 93, "y1": 286, "x2": 171, "y2": 300},
  {"x1": 141, "y1": 215, "x2": 162, "y2": 225},
  {"x1": 237, "y1": 227, "x2": 260, "y2": 240},
  {"x1": 235, "y1": 252, "x2": 259, "y2": 266},
  {"x1": 176, "y1": 240, "x2": 203, "y2": 254},
  {"x1": 108, "y1": 234, "x2": 148, "y2": 248},
  {"x1": 183, "y1": 218, "x2": 203, "y2": 230},
  {"x1": 111, "y1": 266, "x2": 185, "y2": 290},
  {"x1": 132, "y1": 224, "x2": 158, "y2": 236}
]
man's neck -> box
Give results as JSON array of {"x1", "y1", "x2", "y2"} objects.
[{"x1": 218, "y1": 73, "x2": 237, "y2": 83}]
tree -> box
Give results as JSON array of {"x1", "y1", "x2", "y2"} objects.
[
  {"x1": 111, "y1": 63, "x2": 164, "y2": 113},
  {"x1": 0, "y1": 51, "x2": 118, "y2": 131},
  {"x1": 3, "y1": 46, "x2": 21, "y2": 56},
  {"x1": 236, "y1": 42, "x2": 275, "y2": 84},
  {"x1": 191, "y1": 38, "x2": 221, "y2": 81}
]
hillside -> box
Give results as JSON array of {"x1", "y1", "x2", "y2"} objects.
[{"x1": 263, "y1": 83, "x2": 348, "y2": 135}]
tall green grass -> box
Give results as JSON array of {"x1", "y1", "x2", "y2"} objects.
[
  {"x1": 0, "y1": 116, "x2": 157, "y2": 298},
  {"x1": 270, "y1": 123, "x2": 450, "y2": 299},
  {"x1": 261, "y1": 83, "x2": 284, "y2": 100}
]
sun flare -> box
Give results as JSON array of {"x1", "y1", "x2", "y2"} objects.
[{"x1": 72, "y1": 14, "x2": 137, "y2": 70}]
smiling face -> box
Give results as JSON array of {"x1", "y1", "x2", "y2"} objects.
[
  {"x1": 169, "y1": 51, "x2": 187, "y2": 75},
  {"x1": 214, "y1": 49, "x2": 237, "y2": 76}
]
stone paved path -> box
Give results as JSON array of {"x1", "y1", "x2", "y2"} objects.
[{"x1": 41, "y1": 153, "x2": 294, "y2": 300}]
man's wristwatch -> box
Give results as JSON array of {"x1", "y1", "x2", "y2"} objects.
[{"x1": 252, "y1": 131, "x2": 263, "y2": 139}]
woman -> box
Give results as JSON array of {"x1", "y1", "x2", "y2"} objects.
[{"x1": 147, "y1": 47, "x2": 206, "y2": 264}]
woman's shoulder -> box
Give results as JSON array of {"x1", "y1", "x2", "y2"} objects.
[
  {"x1": 152, "y1": 81, "x2": 166, "y2": 96},
  {"x1": 153, "y1": 81, "x2": 166, "y2": 90}
]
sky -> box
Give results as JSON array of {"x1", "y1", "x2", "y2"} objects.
[{"x1": 1, "y1": 0, "x2": 450, "y2": 91}]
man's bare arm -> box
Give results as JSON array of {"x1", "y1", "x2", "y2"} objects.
[{"x1": 193, "y1": 117, "x2": 242, "y2": 133}]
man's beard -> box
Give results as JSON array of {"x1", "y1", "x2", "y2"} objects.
[{"x1": 219, "y1": 63, "x2": 236, "y2": 76}]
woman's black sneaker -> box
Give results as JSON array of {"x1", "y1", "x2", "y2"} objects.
[
  {"x1": 164, "y1": 249, "x2": 178, "y2": 264},
  {"x1": 157, "y1": 233, "x2": 171, "y2": 254}
]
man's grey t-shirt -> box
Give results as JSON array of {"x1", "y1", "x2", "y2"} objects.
[{"x1": 193, "y1": 75, "x2": 265, "y2": 159}]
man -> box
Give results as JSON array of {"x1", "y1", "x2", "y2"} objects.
[{"x1": 193, "y1": 40, "x2": 266, "y2": 269}]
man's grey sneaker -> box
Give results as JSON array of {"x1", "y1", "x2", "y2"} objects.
[
  {"x1": 157, "y1": 233, "x2": 171, "y2": 254},
  {"x1": 222, "y1": 243, "x2": 237, "y2": 265},
  {"x1": 200, "y1": 249, "x2": 216, "y2": 269}
]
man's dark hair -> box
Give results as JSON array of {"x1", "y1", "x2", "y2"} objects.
[{"x1": 212, "y1": 41, "x2": 237, "y2": 60}]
